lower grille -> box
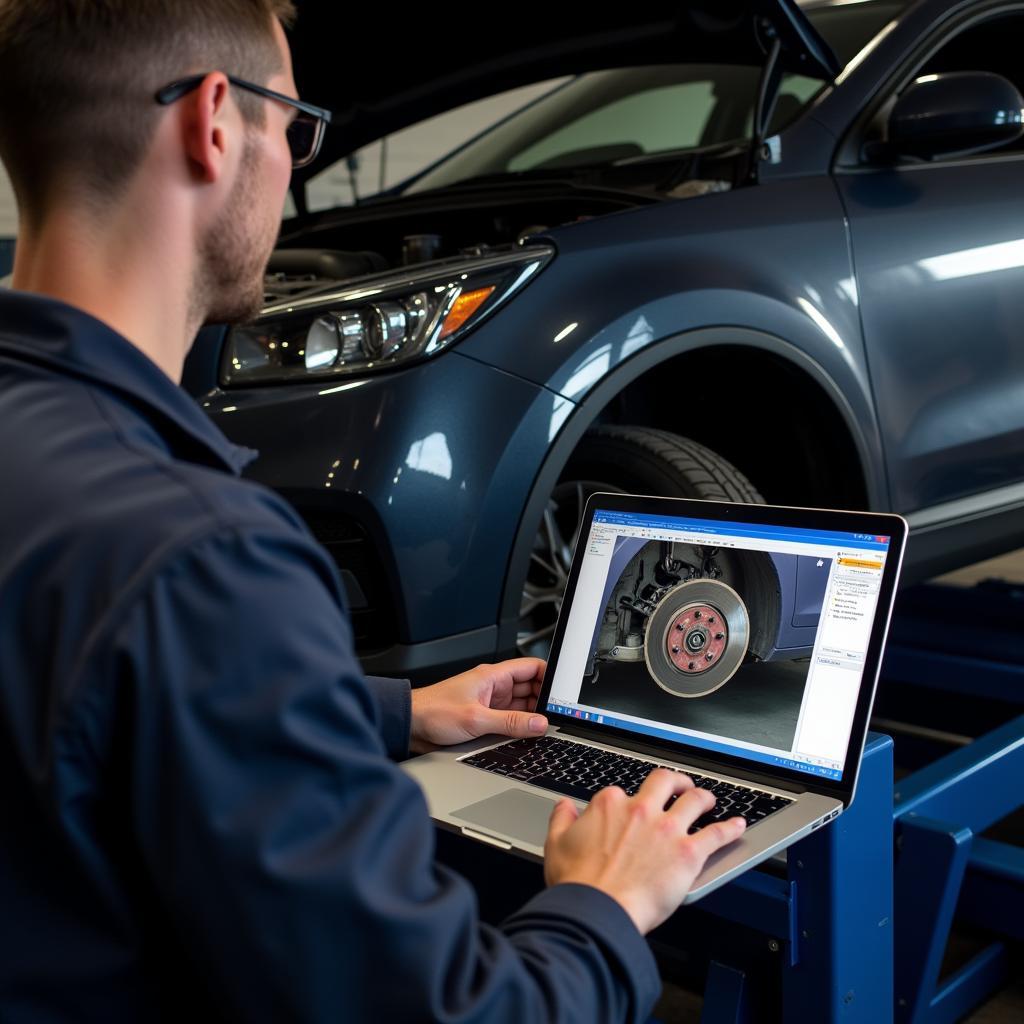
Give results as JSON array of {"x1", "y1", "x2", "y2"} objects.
[{"x1": 298, "y1": 510, "x2": 399, "y2": 654}]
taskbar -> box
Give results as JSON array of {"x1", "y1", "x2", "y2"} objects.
[{"x1": 547, "y1": 702, "x2": 843, "y2": 782}]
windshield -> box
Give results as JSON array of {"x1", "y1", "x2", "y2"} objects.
[{"x1": 406, "y1": 65, "x2": 822, "y2": 193}]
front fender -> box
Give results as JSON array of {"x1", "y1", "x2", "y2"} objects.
[{"x1": 494, "y1": 324, "x2": 885, "y2": 650}]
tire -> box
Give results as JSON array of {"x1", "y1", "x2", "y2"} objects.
[
  {"x1": 517, "y1": 426, "x2": 766, "y2": 658},
  {"x1": 563, "y1": 426, "x2": 764, "y2": 504}
]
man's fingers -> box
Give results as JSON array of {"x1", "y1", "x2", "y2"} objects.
[
  {"x1": 545, "y1": 798, "x2": 579, "y2": 846},
  {"x1": 494, "y1": 657, "x2": 546, "y2": 684},
  {"x1": 667, "y1": 785, "x2": 716, "y2": 826},
  {"x1": 510, "y1": 680, "x2": 535, "y2": 699},
  {"x1": 634, "y1": 767, "x2": 695, "y2": 809},
  {"x1": 476, "y1": 706, "x2": 547, "y2": 738},
  {"x1": 686, "y1": 816, "x2": 747, "y2": 859}
]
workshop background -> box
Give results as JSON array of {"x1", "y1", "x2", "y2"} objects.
[
  {"x1": 6, "y1": 6, "x2": 1024, "y2": 1016},
  {"x1": 4, "y1": 75, "x2": 1021, "y2": 1024}
]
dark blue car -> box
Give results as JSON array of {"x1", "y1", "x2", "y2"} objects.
[{"x1": 184, "y1": 0, "x2": 1024, "y2": 682}]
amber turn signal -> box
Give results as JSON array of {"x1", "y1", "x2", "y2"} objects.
[{"x1": 439, "y1": 286, "x2": 495, "y2": 340}]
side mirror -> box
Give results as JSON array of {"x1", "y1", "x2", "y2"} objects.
[{"x1": 887, "y1": 71, "x2": 1024, "y2": 160}]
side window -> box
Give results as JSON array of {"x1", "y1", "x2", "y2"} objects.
[
  {"x1": 907, "y1": 11, "x2": 1024, "y2": 157},
  {"x1": 751, "y1": 74, "x2": 828, "y2": 136},
  {"x1": 0, "y1": 166, "x2": 17, "y2": 276}
]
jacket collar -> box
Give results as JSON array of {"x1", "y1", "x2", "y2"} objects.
[{"x1": 0, "y1": 289, "x2": 255, "y2": 474}]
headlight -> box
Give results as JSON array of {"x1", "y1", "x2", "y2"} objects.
[{"x1": 221, "y1": 245, "x2": 553, "y2": 386}]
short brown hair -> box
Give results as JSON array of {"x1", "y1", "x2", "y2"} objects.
[{"x1": 0, "y1": 0, "x2": 296, "y2": 227}]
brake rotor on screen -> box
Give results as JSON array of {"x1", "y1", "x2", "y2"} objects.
[{"x1": 644, "y1": 579, "x2": 749, "y2": 697}]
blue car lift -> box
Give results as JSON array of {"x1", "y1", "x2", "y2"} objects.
[
  {"x1": 892, "y1": 713, "x2": 1024, "y2": 1024},
  {"x1": 661, "y1": 582, "x2": 1024, "y2": 1024},
  {"x1": 437, "y1": 585, "x2": 1024, "y2": 1023}
]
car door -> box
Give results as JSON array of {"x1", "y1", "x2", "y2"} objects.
[{"x1": 834, "y1": 8, "x2": 1024, "y2": 515}]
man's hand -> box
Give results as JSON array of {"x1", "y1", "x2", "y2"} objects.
[
  {"x1": 409, "y1": 658, "x2": 548, "y2": 754},
  {"x1": 544, "y1": 768, "x2": 746, "y2": 934}
]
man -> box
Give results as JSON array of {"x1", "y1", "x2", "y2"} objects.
[{"x1": 0, "y1": 2, "x2": 745, "y2": 1021}]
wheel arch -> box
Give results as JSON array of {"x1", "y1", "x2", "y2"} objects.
[{"x1": 496, "y1": 326, "x2": 877, "y2": 650}]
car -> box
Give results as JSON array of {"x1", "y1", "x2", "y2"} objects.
[{"x1": 183, "y1": 0, "x2": 1024, "y2": 683}]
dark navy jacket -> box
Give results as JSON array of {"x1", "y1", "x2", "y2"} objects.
[{"x1": 0, "y1": 290, "x2": 659, "y2": 1023}]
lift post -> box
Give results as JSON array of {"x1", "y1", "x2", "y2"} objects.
[
  {"x1": 892, "y1": 712, "x2": 1024, "y2": 1024},
  {"x1": 684, "y1": 583, "x2": 1024, "y2": 1023},
  {"x1": 679, "y1": 732, "x2": 894, "y2": 1023}
]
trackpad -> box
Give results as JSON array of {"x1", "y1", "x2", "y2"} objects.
[{"x1": 452, "y1": 789, "x2": 559, "y2": 848}]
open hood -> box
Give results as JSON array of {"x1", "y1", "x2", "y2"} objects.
[{"x1": 288, "y1": 0, "x2": 840, "y2": 183}]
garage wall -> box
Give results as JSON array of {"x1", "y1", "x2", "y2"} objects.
[{"x1": 0, "y1": 78, "x2": 565, "y2": 274}]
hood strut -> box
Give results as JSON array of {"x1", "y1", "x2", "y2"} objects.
[{"x1": 750, "y1": 19, "x2": 783, "y2": 180}]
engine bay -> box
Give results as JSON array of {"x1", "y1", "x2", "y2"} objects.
[{"x1": 267, "y1": 142, "x2": 747, "y2": 298}]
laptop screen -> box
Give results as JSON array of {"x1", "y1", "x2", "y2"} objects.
[{"x1": 544, "y1": 507, "x2": 893, "y2": 782}]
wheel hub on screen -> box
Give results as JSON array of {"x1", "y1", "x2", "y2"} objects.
[
  {"x1": 645, "y1": 580, "x2": 749, "y2": 697},
  {"x1": 666, "y1": 604, "x2": 728, "y2": 672}
]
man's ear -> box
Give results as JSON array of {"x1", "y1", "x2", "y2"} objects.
[{"x1": 181, "y1": 72, "x2": 233, "y2": 184}]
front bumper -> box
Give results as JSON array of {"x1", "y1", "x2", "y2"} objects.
[{"x1": 201, "y1": 350, "x2": 562, "y2": 679}]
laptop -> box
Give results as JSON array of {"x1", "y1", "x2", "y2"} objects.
[{"x1": 404, "y1": 493, "x2": 907, "y2": 902}]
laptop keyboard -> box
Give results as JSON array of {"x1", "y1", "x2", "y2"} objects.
[{"x1": 462, "y1": 736, "x2": 794, "y2": 832}]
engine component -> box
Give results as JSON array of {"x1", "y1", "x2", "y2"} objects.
[
  {"x1": 644, "y1": 579, "x2": 749, "y2": 698},
  {"x1": 401, "y1": 234, "x2": 442, "y2": 265},
  {"x1": 266, "y1": 248, "x2": 387, "y2": 280},
  {"x1": 516, "y1": 224, "x2": 549, "y2": 245}
]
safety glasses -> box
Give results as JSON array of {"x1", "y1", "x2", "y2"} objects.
[{"x1": 155, "y1": 74, "x2": 333, "y2": 168}]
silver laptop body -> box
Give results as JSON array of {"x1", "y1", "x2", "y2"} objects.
[{"x1": 404, "y1": 494, "x2": 907, "y2": 902}]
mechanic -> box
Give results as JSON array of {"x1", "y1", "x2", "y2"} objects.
[{"x1": 0, "y1": 2, "x2": 745, "y2": 1021}]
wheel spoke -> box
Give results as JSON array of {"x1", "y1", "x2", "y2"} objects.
[
  {"x1": 517, "y1": 622, "x2": 558, "y2": 647},
  {"x1": 517, "y1": 480, "x2": 622, "y2": 657},
  {"x1": 520, "y1": 585, "x2": 563, "y2": 615},
  {"x1": 543, "y1": 507, "x2": 565, "y2": 576},
  {"x1": 529, "y1": 551, "x2": 562, "y2": 580},
  {"x1": 521, "y1": 595, "x2": 555, "y2": 616}
]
